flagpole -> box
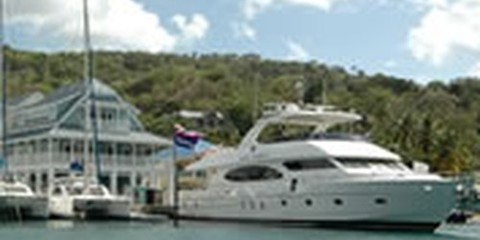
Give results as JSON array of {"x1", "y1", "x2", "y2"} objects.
[
  {"x1": 171, "y1": 138, "x2": 179, "y2": 227},
  {"x1": 170, "y1": 124, "x2": 202, "y2": 227}
]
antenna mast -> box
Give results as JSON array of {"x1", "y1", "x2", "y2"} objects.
[
  {"x1": 83, "y1": 0, "x2": 101, "y2": 182},
  {"x1": 1, "y1": 0, "x2": 8, "y2": 175}
]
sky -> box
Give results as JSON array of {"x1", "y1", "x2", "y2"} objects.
[{"x1": 3, "y1": 0, "x2": 480, "y2": 83}]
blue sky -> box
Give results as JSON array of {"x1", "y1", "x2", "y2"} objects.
[{"x1": 4, "y1": 0, "x2": 480, "y2": 83}]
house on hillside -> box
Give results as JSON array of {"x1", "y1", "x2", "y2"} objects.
[
  {"x1": 176, "y1": 109, "x2": 224, "y2": 129},
  {"x1": 1, "y1": 79, "x2": 170, "y2": 195}
]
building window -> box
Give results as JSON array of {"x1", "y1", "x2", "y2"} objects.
[
  {"x1": 224, "y1": 165, "x2": 283, "y2": 182},
  {"x1": 281, "y1": 199, "x2": 288, "y2": 206},
  {"x1": 305, "y1": 199, "x2": 313, "y2": 206},
  {"x1": 334, "y1": 198, "x2": 343, "y2": 206}
]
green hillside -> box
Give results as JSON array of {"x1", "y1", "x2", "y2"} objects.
[{"x1": 4, "y1": 47, "x2": 480, "y2": 174}]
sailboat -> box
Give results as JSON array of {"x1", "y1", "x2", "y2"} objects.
[
  {"x1": 0, "y1": 0, "x2": 49, "y2": 220},
  {"x1": 47, "y1": 0, "x2": 131, "y2": 220}
]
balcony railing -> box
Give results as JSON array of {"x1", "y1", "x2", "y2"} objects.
[{"x1": 9, "y1": 152, "x2": 156, "y2": 171}]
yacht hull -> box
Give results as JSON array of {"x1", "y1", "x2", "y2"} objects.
[
  {"x1": 178, "y1": 179, "x2": 456, "y2": 232},
  {"x1": 73, "y1": 198, "x2": 131, "y2": 219},
  {"x1": 0, "y1": 195, "x2": 49, "y2": 220},
  {"x1": 49, "y1": 198, "x2": 130, "y2": 220},
  {"x1": 178, "y1": 215, "x2": 440, "y2": 232}
]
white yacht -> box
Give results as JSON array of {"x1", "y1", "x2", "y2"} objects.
[
  {"x1": 48, "y1": 176, "x2": 130, "y2": 219},
  {"x1": 179, "y1": 102, "x2": 456, "y2": 231},
  {"x1": 0, "y1": 178, "x2": 49, "y2": 219}
]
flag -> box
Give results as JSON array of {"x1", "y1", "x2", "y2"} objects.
[
  {"x1": 70, "y1": 160, "x2": 84, "y2": 172},
  {"x1": 173, "y1": 124, "x2": 202, "y2": 149}
]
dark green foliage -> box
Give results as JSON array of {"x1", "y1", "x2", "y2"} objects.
[{"x1": 3, "y1": 47, "x2": 479, "y2": 173}]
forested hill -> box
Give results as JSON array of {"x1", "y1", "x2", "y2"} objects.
[{"x1": 4, "y1": 47, "x2": 480, "y2": 173}]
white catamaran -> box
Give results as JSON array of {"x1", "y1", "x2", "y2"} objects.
[
  {"x1": 47, "y1": 0, "x2": 130, "y2": 220},
  {"x1": 48, "y1": 175, "x2": 130, "y2": 219},
  {"x1": 179, "y1": 102, "x2": 456, "y2": 231},
  {"x1": 0, "y1": 0, "x2": 48, "y2": 220}
]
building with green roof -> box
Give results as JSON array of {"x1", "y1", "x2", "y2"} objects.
[{"x1": 1, "y1": 79, "x2": 170, "y2": 195}]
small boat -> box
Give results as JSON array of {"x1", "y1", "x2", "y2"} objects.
[
  {"x1": 178, "y1": 102, "x2": 457, "y2": 232},
  {"x1": 48, "y1": 176, "x2": 130, "y2": 219},
  {"x1": 0, "y1": 0, "x2": 48, "y2": 221},
  {"x1": 0, "y1": 177, "x2": 49, "y2": 220}
]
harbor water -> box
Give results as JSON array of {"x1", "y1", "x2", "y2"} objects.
[{"x1": 0, "y1": 221, "x2": 479, "y2": 240}]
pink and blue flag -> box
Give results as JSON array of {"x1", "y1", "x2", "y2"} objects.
[{"x1": 173, "y1": 124, "x2": 202, "y2": 149}]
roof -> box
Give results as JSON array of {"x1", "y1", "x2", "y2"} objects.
[
  {"x1": 8, "y1": 92, "x2": 45, "y2": 107},
  {"x1": 1, "y1": 79, "x2": 171, "y2": 145},
  {"x1": 31, "y1": 79, "x2": 121, "y2": 107},
  {"x1": 49, "y1": 129, "x2": 171, "y2": 146},
  {"x1": 309, "y1": 141, "x2": 401, "y2": 160},
  {"x1": 33, "y1": 81, "x2": 84, "y2": 107},
  {"x1": 155, "y1": 139, "x2": 216, "y2": 161},
  {"x1": 261, "y1": 103, "x2": 362, "y2": 127},
  {"x1": 185, "y1": 147, "x2": 236, "y2": 171}
]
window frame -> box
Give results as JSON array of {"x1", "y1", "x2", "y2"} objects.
[
  {"x1": 224, "y1": 165, "x2": 283, "y2": 182},
  {"x1": 283, "y1": 158, "x2": 337, "y2": 171}
]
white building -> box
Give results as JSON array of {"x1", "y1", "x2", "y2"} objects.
[{"x1": 1, "y1": 79, "x2": 171, "y2": 195}]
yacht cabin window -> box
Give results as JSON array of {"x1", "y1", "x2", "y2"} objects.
[
  {"x1": 334, "y1": 158, "x2": 406, "y2": 171},
  {"x1": 283, "y1": 159, "x2": 336, "y2": 171},
  {"x1": 225, "y1": 166, "x2": 283, "y2": 182}
]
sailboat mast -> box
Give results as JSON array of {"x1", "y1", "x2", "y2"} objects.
[
  {"x1": 0, "y1": 0, "x2": 8, "y2": 175},
  {"x1": 83, "y1": 0, "x2": 101, "y2": 182}
]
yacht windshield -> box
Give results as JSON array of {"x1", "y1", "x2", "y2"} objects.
[
  {"x1": 68, "y1": 186, "x2": 84, "y2": 195},
  {"x1": 86, "y1": 186, "x2": 106, "y2": 196},
  {"x1": 258, "y1": 124, "x2": 315, "y2": 143},
  {"x1": 257, "y1": 123, "x2": 366, "y2": 144},
  {"x1": 334, "y1": 158, "x2": 407, "y2": 171}
]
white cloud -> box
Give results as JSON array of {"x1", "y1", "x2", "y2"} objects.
[
  {"x1": 468, "y1": 62, "x2": 480, "y2": 77},
  {"x1": 411, "y1": 0, "x2": 449, "y2": 8},
  {"x1": 243, "y1": 0, "x2": 342, "y2": 20},
  {"x1": 408, "y1": 0, "x2": 480, "y2": 65},
  {"x1": 384, "y1": 60, "x2": 397, "y2": 69},
  {"x1": 233, "y1": 22, "x2": 257, "y2": 40},
  {"x1": 172, "y1": 14, "x2": 210, "y2": 42},
  {"x1": 244, "y1": 0, "x2": 274, "y2": 20},
  {"x1": 5, "y1": 0, "x2": 209, "y2": 52},
  {"x1": 285, "y1": 40, "x2": 310, "y2": 61},
  {"x1": 240, "y1": 0, "x2": 345, "y2": 40}
]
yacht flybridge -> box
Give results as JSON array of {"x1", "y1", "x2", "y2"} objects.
[
  {"x1": 179, "y1": 102, "x2": 456, "y2": 231},
  {"x1": 48, "y1": 176, "x2": 130, "y2": 219}
]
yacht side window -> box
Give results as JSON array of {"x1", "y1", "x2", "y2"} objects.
[
  {"x1": 334, "y1": 158, "x2": 406, "y2": 170},
  {"x1": 225, "y1": 166, "x2": 283, "y2": 182},
  {"x1": 283, "y1": 159, "x2": 336, "y2": 171}
]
